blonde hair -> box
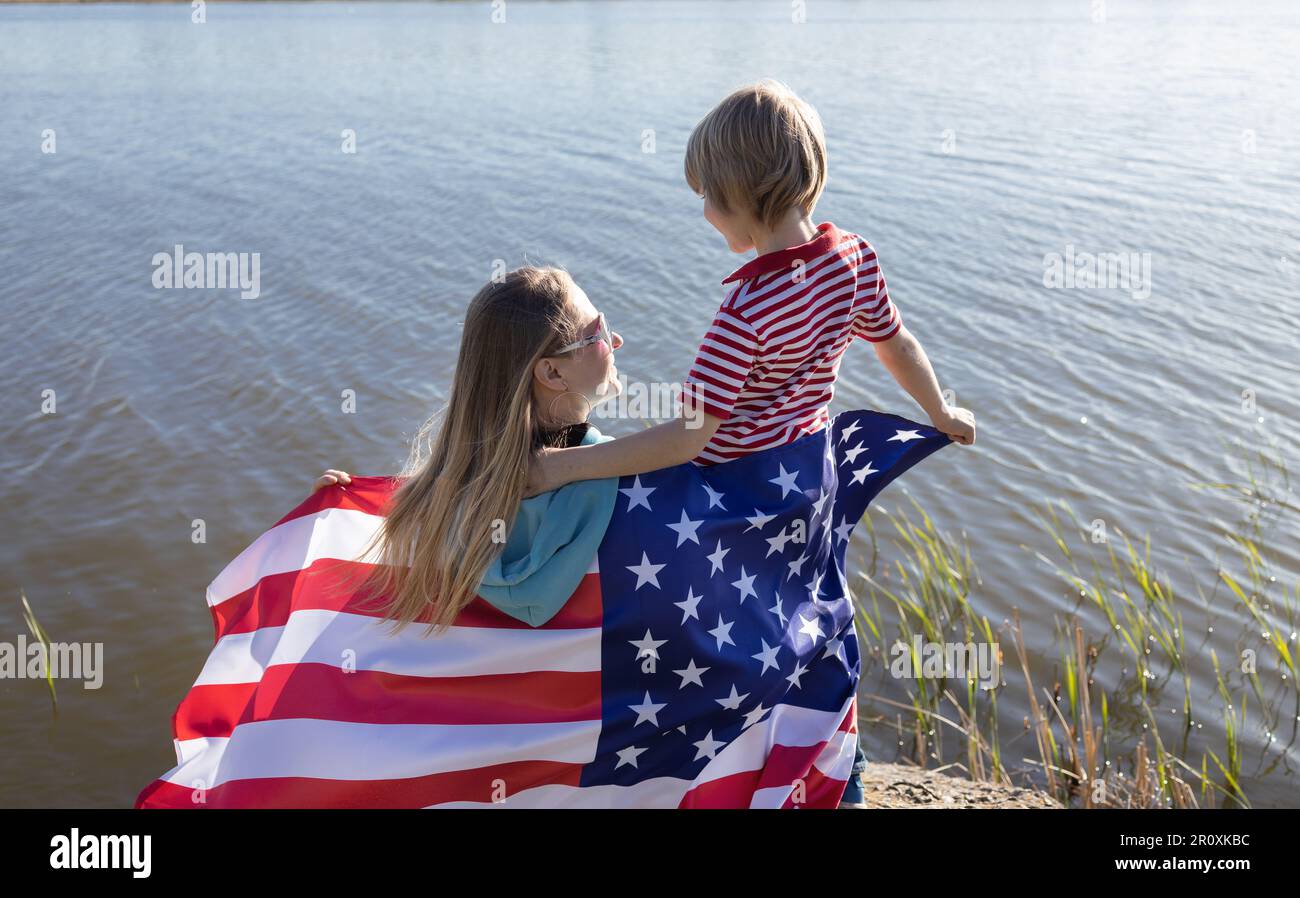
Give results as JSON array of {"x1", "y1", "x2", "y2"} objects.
[
  {"x1": 684, "y1": 79, "x2": 827, "y2": 230},
  {"x1": 354, "y1": 266, "x2": 584, "y2": 635}
]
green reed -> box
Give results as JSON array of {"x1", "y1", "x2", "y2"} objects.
[
  {"x1": 850, "y1": 439, "x2": 1296, "y2": 808},
  {"x1": 19, "y1": 589, "x2": 58, "y2": 710}
]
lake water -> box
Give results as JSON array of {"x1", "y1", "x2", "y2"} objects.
[{"x1": 1, "y1": 0, "x2": 1297, "y2": 808}]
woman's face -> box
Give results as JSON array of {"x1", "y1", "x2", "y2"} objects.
[{"x1": 547, "y1": 282, "x2": 624, "y2": 410}]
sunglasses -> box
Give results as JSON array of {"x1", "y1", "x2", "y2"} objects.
[{"x1": 555, "y1": 312, "x2": 612, "y2": 355}]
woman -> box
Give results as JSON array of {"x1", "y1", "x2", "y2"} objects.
[
  {"x1": 318, "y1": 265, "x2": 625, "y2": 632},
  {"x1": 314, "y1": 264, "x2": 869, "y2": 806}
]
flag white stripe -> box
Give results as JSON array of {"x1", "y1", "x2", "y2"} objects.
[
  {"x1": 690, "y1": 695, "x2": 854, "y2": 786},
  {"x1": 812, "y1": 726, "x2": 857, "y2": 778},
  {"x1": 193, "y1": 608, "x2": 602, "y2": 686},
  {"x1": 748, "y1": 785, "x2": 798, "y2": 808},
  {"x1": 206, "y1": 508, "x2": 384, "y2": 607},
  {"x1": 429, "y1": 780, "x2": 689, "y2": 809},
  {"x1": 207, "y1": 507, "x2": 599, "y2": 608},
  {"x1": 746, "y1": 720, "x2": 856, "y2": 808},
  {"x1": 425, "y1": 696, "x2": 855, "y2": 809},
  {"x1": 162, "y1": 718, "x2": 603, "y2": 788}
]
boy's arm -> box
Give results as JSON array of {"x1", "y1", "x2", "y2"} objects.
[
  {"x1": 872, "y1": 325, "x2": 976, "y2": 444},
  {"x1": 526, "y1": 413, "x2": 722, "y2": 496}
]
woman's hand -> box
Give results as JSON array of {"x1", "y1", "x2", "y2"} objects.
[
  {"x1": 929, "y1": 406, "x2": 976, "y2": 445},
  {"x1": 312, "y1": 469, "x2": 352, "y2": 493}
]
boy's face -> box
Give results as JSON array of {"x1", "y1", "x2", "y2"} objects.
[{"x1": 703, "y1": 195, "x2": 756, "y2": 254}]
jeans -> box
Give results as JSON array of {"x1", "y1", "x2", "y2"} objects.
[{"x1": 839, "y1": 739, "x2": 868, "y2": 804}]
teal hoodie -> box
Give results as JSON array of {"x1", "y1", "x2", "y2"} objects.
[{"x1": 476, "y1": 424, "x2": 619, "y2": 627}]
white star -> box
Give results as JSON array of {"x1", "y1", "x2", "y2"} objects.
[
  {"x1": 731, "y1": 566, "x2": 758, "y2": 603},
  {"x1": 768, "y1": 595, "x2": 788, "y2": 626},
  {"x1": 769, "y1": 463, "x2": 800, "y2": 498},
  {"x1": 674, "y1": 587, "x2": 703, "y2": 623},
  {"x1": 889, "y1": 429, "x2": 924, "y2": 443},
  {"x1": 627, "y1": 551, "x2": 666, "y2": 590},
  {"x1": 752, "y1": 639, "x2": 781, "y2": 675},
  {"x1": 786, "y1": 661, "x2": 809, "y2": 689},
  {"x1": 742, "y1": 703, "x2": 770, "y2": 730},
  {"x1": 765, "y1": 526, "x2": 793, "y2": 558},
  {"x1": 823, "y1": 633, "x2": 846, "y2": 662},
  {"x1": 708, "y1": 614, "x2": 735, "y2": 651},
  {"x1": 786, "y1": 551, "x2": 809, "y2": 581},
  {"x1": 701, "y1": 482, "x2": 727, "y2": 510},
  {"x1": 706, "y1": 539, "x2": 730, "y2": 575},
  {"x1": 673, "y1": 658, "x2": 709, "y2": 688},
  {"x1": 715, "y1": 684, "x2": 748, "y2": 710},
  {"x1": 666, "y1": 509, "x2": 704, "y2": 547},
  {"x1": 628, "y1": 691, "x2": 666, "y2": 727},
  {"x1": 811, "y1": 490, "x2": 831, "y2": 519},
  {"x1": 850, "y1": 461, "x2": 880, "y2": 485},
  {"x1": 834, "y1": 517, "x2": 855, "y2": 544},
  {"x1": 744, "y1": 509, "x2": 776, "y2": 532},
  {"x1": 629, "y1": 629, "x2": 667, "y2": 661},
  {"x1": 798, "y1": 614, "x2": 825, "y2": 642},
  {"x1": 839, "y1": 419, "x2": 862, "y2": 444},
  {"x1": 843, "y1": 441, "x2": 868, "y2": 464},
  {"x1": 615, "y1": 745, "x2": 648, "y2": 769},
  {"x1": 693, "y1": 730, "x2": 725, "y2": 761},
  {"x1": 619, "y1": 475, "x2": 655, "y2": 511},
  {"x1": 805, "y1": 571, "x2": 825, "y2": 602}
]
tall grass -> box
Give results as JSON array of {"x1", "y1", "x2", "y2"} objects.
[
  {"x1": 20, "y1": 588, "x2": 59, "y2": 710},
  {"x1": 851, "y1": 442, "x2": 1296, "y2": 808}
]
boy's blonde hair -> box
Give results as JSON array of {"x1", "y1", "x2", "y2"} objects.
[{"x1": 685, "y1": 79, "x2": 827, "y2": 230}]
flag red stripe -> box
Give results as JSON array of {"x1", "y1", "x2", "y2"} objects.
[
  {"x1": 754, "y1": 739, "x2": 840, "y2": 795},
  {"x1": 676, "y1": 741, "x2": 836, "y2": 809},
  {"x1": 135, "y1": 758, "x2": 585, "y2": 809},
  {"x1": 779, "y1": 765, "x2": 849, "y2": 809},
  {"x1": 271, "y1": 476, "x2": 397, "y2": 528},
  {"x1": 677, "y1": 768, "x2": 762, "y2": 808},
  {"x1": 173, "y1": 664, "x2": 603, "y2": 739},
  {"x1": 211, "y1": 562, "x2": 602, "y2": 640}
]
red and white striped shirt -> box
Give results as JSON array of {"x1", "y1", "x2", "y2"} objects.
[{"x1": 685, "y1": 222, "x2": 902, "y2": 466}]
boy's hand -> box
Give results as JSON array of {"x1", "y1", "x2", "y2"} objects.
[
  {"x1": 312, "y1": 469, "x2": 352, "y2": 493},
  {"x1": 930, "y1": 406, "x2": 976, "y2": 445}
]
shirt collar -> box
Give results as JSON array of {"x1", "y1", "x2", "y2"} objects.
[{"x1": 722, "y1": 221, "x2": 840, "y2": 285}]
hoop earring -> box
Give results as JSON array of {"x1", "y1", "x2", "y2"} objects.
[{"x1": 546, "y1": 390, "x2": 592, "y2": 426}]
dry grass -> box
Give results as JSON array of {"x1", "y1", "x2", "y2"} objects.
[{"x1": 850, "y1": 442, "x2": 1297, "y2": 808}]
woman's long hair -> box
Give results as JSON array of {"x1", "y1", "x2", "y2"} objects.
[{"x1": 356, "y1": 266, "x2": 584, "y2": 634}]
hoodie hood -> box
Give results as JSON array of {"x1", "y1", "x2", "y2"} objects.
[{"x1": 476, "y1": 423, "x2": 619, "y2": 626}]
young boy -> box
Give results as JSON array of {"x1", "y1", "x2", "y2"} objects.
[
  {"x1": 531, "y1": 79, "x2": 973, "y2": 484},
  {"x1": 528, "y1": 80, "x2": 975, "y2": 804}
]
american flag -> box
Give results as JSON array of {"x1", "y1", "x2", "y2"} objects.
[{"x1": 135, "y1": 409, "x2": 949, "y2": 808}]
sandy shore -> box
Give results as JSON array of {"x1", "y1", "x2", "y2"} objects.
[{"x1": 854, "y1": 763, "x2": 1061, "y2": 809}]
